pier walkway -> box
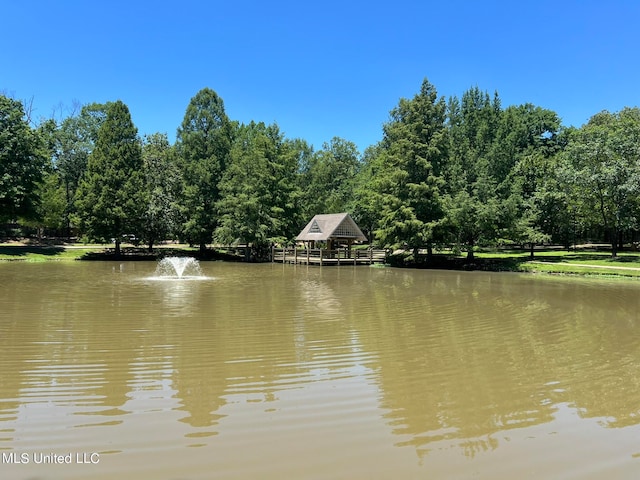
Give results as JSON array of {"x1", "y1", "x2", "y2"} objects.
[{"x1": 271, "y1": 247, "x2": 387, "y2": 266}]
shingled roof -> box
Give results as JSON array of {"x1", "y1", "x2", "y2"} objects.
[{"x1": 296, "y1": 213, "x2": 367, "y2": 242}]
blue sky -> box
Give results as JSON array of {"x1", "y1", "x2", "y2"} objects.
[{"x1": 3, "y1": 0, "x2": 640, "y2": 153}]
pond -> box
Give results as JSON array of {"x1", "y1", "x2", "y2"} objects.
[{"x1": 1, "y1": 261, "x2": 639, "y2": 479}]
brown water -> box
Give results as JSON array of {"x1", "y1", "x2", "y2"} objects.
[{"x1": 1, "y1": 261, "x2": 640, "y2": 479}]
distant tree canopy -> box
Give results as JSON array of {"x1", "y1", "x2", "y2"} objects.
[
  {"x1": 141, "y1": 132, "x2": 183, "y2": 250},
  {"x1": 299, "y1": 136, "x2": 360, "y2": 218},
  {"x1": 4, "y1": 79, "x2": 640, "y2": 259},
  {"x1": 0, "y1": 95, "x2": 48, "y2": 222},
  {"x1": 216, "y1": 121, "x2": 302, "y2": 258},
  {"x1": 559, "y1": 107, "x2": 640, "y2": 257}
]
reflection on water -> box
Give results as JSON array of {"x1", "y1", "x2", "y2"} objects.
[{"x1": 1, "y1": 262, "x2": 640, "y2": 479}]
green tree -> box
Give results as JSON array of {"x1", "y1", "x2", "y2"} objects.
[
  {"x1": 75, "y1": 100, "x2": 145, "y2": 256},
  {"x1": 0, "y1": 95, "x2": 48, "y2": 222},
  {"x1": 443, "y1": 88, "x2": 503, "y2": 261},
  {"x1": 495, "y1": 104, "x2": 562, "y2": 257},
  {"x1": 31, "y1": 170, "x2": 66, "y2": 235},
  {"x1": 26, "y1": 119, "x2": 66, "y2": 237},
  {"x1": 176, "y1": 88, "x2": 232, "y2": 252},
  {"x1": 141, "y1": 133, "x2": 183, "y2": 250},
  {"x1": 216, "y1": 121, "x2": 302, "y2": 259},
  {"x1": 560, "y1": 108, "x2": 640, "y2": 257},
  {"x1": 350, "y1": 143, "x2": 384, "y2": 242},
  {"x1": 299, "y1": 136, "x2": 360, "y2": 217},
  {"x1": 54, "y1": 103, "x2": 108, "y2": 236},
  {"x1": 371, "y1": 78, "x2": 449, "y2": 259}
]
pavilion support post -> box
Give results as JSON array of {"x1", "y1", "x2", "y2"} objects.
[{"x1": 353, "y1": 241, "x2": 357, "y2": 265}]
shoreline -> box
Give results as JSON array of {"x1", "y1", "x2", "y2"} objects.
[{"x1": 2, "y1": 244, "x2": 640, "y2": 279}]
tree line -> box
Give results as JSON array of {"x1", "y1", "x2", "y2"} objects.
[{"x1": 2, "y1": 79, "x2": 640, "y2": 259}]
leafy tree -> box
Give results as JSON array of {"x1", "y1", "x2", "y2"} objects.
[
  {"x1": 559, "y1": 108, "x2": 640, "y2": 257},
  {"x1": 54, "y1": 103, "x2": 108, "y2": 235},
  {"x1": 489, "y1": 104, "x2": 560, "y2": 191},
  {"x1": 0, "y1": 95, "x2": 48, "y2": 222},
  {"x1": 30, "y1": 170, "x2": 66, "y2": 235},
  {"x1": 25, "y1": 119, "x2": 66, "y2": 237},
  {"x1": 443, "y1": 88, "x2": 504, "y2": 260},
  {"x1": 176, "y1": 88, "x2": 232, "y2": 252},
  {"x1": 508, "y1": 151, "x2": 559, "y2": 257},
  {"x1": 371, "y1": 78, "x2": 449, "y2": 258},
  {"x1": 75, "y1": 100, "x2": 145, "y2": 256},
  {"x1": 291, "y1": 137, "x2": 315, "y2": 174},
  {"x1": 350, "y1": 143, "x2": 384, "y2": 242},
  {"x1": 495, "y1": 104, "x2": 562, "y2": 256},
  {"x1": 140, "y1": 133, "x2": 183, "y2": 250},
  {"x1": 216, "y1": 121, "x2": 302, "y2": 259},
  {"x1": 299, "y1": 136, "x2": 360, "y2": 217}
]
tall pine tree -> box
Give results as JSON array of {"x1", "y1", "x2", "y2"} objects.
[
  {"x1": 371, "y1": 78, "x2": 448, "y2": 259},
  {"x1": 75, "y1": 100, "x2": 144, "y2": 256},
  {"x1": 176, "y1": 88, "x2": 232, "y2": 252},
  {"x1": 443, "y1": 88, "x2": 502, "y2": 260}
]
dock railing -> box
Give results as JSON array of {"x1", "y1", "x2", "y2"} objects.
[{"x1": 271, "y1": 247, "x2": 387, "y2": 265}]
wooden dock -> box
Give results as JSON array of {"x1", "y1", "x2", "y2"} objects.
[{"x1": 271, "y1": 247, "x2": 387, "y2": 265}]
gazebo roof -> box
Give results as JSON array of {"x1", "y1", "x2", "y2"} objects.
[{"x1": 296, "y1": 213, "x2": 367, "y2": 242}]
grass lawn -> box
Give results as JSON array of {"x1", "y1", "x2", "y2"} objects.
[
  {"x1": 0, "y1": 244, "x2": 105, "y2": 262},
  {"x1": 0, "y1": 243, "x2": 215, "y2": 262},
  {"x1": 472, "y1": 249, "x2": 640, "y2": 277},
  {"x1": 476, "y1": 249, "x2": 640, "y2": 264},
  {"x1": 518, "y1": 261, "x2": 640, "y2": 278}
]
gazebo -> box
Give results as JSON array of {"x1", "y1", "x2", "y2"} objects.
[
  {"x1": 296, "y1": 212, "x2": 367, "y2": 251},
  {"x1": 271, "y1": 213, "x2": 383, "y2": 265}
]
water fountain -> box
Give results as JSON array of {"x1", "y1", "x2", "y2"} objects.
[{"x1": 153, "y1": 257, "x2": 205, "y2": 279}]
